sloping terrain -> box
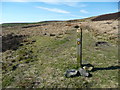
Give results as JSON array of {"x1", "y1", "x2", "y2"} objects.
[
  {"x1": 80, "y1": 20, "x2": 118, "y2": 42},
  {"x1": 91, "y1": 12, "x2": 120, "y2": 21},
  {"x1": 1, "y1": 12, "x2": 119, "y2": 88}
]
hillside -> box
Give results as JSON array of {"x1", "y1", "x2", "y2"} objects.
[
  {"x1": 1, "y1": 12, "x2": 119, "y2": 88},
  {"x1": 91, "y1": 12, "x2": 120, "y2": 21}
]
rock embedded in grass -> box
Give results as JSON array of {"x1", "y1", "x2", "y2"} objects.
[
  {"x1": 19, "y1": 43, "x2": 24, "y2": 46},
  {"x1": 18, "y1": 64, "x2": 26, "y2": 68},
  {"x1": 113, "y1": 27, "x2": 117, "y2": 29},
  {"x1": 43, "y1": 33, "x2": 47, "y2": 35},
  {"x1": 31, "y1": 40, "x2": 36, "y2": 42},
  {"x1": 50, "y1": 33, "x2": 56, "y2": 36},
  {"x1": 12, "y1": 64, "x2": 19, "y2": 71},
  {"x1": 74, "y1": 25, "x2": 79, "y2": 28},
  {"x1": 95, "y1": 41, "x2": 109, "y2": 46}
]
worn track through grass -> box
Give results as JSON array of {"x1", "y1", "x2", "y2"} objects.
[{"x1": 2, "y1": 28, "x2": 119, "y2": 88}]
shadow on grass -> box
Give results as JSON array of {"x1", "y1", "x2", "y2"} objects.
[
  {"x1": 65, "y1": 64, "x2": 119, "y2": 78},
  {"x1": 81, "y1": 64, "x2": 120, "y2": 72},
  {"x1": 92, "y1": 65, "x2": 120, "y2": 72}
]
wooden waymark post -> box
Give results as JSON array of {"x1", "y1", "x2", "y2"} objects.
[
  {"x1": 77, "y1": 27, "x2": 82, "y2": 68},
  {"x1": 64, "y1": 26, "x2": 92, "y2": 77}
]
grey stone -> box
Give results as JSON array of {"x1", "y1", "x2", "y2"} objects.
[
  {"x1": 78, "y1": 68, "x2": 89, "y2": 77},
  {"x1": 65, "y1": 69, "x2": 78, "y2": 78}
]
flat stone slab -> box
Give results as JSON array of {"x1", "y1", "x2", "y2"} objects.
[{"x1": 65, "y1": 69, "x2": 78, "y2": 78}]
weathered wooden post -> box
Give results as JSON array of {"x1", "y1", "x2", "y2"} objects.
[
  {"x1": 64, "y1": 25, "x2": 93, "y2": 77},
  {"x1": 77, "y1": 27, "x2": 82, "y2": 68}
]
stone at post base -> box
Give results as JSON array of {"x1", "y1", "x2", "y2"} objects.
[
  {"x1": 78, "y1": 68, "x2": 90, "y2": 77},
  {"x1": 64, "y1": 69, "x2": 79, "y2": 78},
  {"x1": 82, "y1": 64, "x2": 94, "y2": 71},
  {"x1": 64, "y1": 68, "x2": 91, "y2": 78}
]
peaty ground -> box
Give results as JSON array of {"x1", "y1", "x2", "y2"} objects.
[{"x1": 2, "y1": 25, "x2": 119, "y2": 88}]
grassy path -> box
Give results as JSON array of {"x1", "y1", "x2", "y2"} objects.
[{"x1": 2, "y1": 28, "x2": 119, "y2": 88}]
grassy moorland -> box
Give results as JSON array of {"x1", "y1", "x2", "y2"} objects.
[{"x1": 1, "y1": 22, "x2": 119, "y2": 88}]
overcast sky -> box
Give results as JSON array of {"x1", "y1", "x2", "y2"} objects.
[{"x1": 1, "y1": 0, "x2": 119, "y2": 23}]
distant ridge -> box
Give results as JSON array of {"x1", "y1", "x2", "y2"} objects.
[
  {"x1": 2, "y1": 12, "x2": 120, "y2": 25},
  {"x1": 91, "y1": 12, "x2": 120, "y2": 21}
]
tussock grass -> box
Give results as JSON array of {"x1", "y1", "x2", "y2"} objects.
[{"x1": 2, "y1": 28, "x2": 119, "y2": 88}]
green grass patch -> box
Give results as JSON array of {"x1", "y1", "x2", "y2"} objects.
[{"x1": 2, "y1": 28, "x2": 119, "y2": 88}]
